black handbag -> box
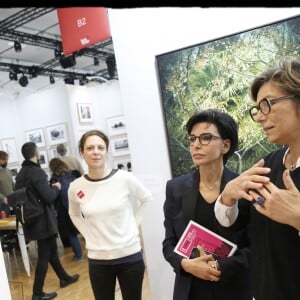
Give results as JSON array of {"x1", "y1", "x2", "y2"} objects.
[{"x1": 44, "y1": 205, "x2": 58, "y2": 236}]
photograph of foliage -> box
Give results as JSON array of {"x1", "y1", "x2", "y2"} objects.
[{"x1": 156, "y1": 15, "x2": 300, "y2": 177}]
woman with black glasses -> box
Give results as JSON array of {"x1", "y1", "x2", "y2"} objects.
[
  {"x1": 162, "y1": 109, "x2": 252, "y2": 300},
  {"x1": 215, "y1": 57, "x2": 300, "y2": 300}
]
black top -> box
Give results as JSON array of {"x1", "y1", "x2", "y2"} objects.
[{"x1": 163, "y1": 167, "x2": 251, "y2": 300}]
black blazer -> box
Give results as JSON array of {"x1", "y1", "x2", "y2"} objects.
[
  {"x1": 15, "y1": 160, "x2": 60, "y2": 241},
  {"x1": 162, "y1": 167, "x2": 252, "y2": 300}
]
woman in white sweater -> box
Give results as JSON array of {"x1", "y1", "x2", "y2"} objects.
[{"x1": 68, "y1": 129, "x2": 152, "y2": 300}]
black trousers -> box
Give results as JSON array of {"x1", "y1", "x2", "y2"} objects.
[
  {"x1": 89, "y1": 258, "x2": 145, "y2": 300},
  {"x1": 33, "y1": 235, "x2": 70, "y2": 295}
]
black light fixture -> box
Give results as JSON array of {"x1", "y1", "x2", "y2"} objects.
[
  {"x1": 64, "y1": 76, "x2": 74, "y2": 85},
  {"x1": 9, "y1": 71, "x2": 18, "y2": 81},
  {"x1": 14, "y1": 41, "x2": 22, "y2": 52},
  {"x1": 54, "y1": 47, "x2": 62, "y2": 58},
  {"x1": 93, "y1": 57, "x2": 99, "y2": 66},
  {"x1": 59, "y1": 54, "x2": 76, "y2": 69},
  {"x1": 19, "y1": 74, "x2": 28, "y2": 87},
  {"x1": 79, "y1": 76, "x2": 88, "y2": 86},
  {"x1": 105, "y1": 55, "x2": 116, "y2": 79},
  {"x1": 49, "y1": 75, "x2": 55, "y2": 84}
]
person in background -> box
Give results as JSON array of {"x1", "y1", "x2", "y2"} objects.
[
  {"x1": 49, "y1": 157, "x2": 83, "y2": 261},
  {"x1": 214, "y1": 57, "x2": 300, "y2": 300},
  {"x1": 163, "y1": 109, "x2": 251, "y2": 300},
  {"x1": 56, "y1": 143, "x2": 84, "y2": 175},
  {"x1": 68, "y1": 129, "x2": 153, "y2": 300},
  {"x1": 0, "y1": 150, "x2": 15, "y2": 216},
  {"x1": 15, "y1": 142, "x2": 79, "y2": 300}
]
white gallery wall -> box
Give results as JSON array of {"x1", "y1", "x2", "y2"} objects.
[{"x1": 108, "y1": 7, "x2": 300, "y2": 300}]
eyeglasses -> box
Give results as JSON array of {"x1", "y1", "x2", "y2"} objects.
[
  {"x1": 187, "y1": 133, "x2": 222, "y2": 146},
  {"x1": 249, "y1": 95, "x2": 298, "y2": 121}
]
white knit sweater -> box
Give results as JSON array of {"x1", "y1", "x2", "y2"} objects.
[{"x1": 68, "y1": 169, "x2": 152, "y2": 260}]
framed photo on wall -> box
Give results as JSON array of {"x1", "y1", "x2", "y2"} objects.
[
  {"x1": 1, "y1": 137, "x2": 19, "y2": 163},
  {"x1": 113, "y1": 155, "x2": 132, "y2": 172},
  {"x1": 107, "y1": 114, "x2": 126, "y2": 136},
  {"x1": 110, "y1": 135, "x2": 130, "y2": 157},
  {"x1": 155, "y1": 15, "x2": 299, "y2": 177},
  {"x1": 46, "y1": 123, "x2": 68, "y2": 146},
  {"x1": 77, "y1": 103, "x2": 94, "y2": 123},
  {"x1": 25, "y1": 128, "x2": 46, "y2": 148},
  {"x1": 39, "y1": 149, "x2": 49, "y2": 169}
]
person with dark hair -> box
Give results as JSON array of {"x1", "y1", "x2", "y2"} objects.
[
  {"x1": 163, "y1": 109, "x2": 251, "y2": 300},
  {"x1": 56, "y1": 143, "x2": 84, "y2": 175},
  {"x1": 215, "y1": 57, "x2": 300, "y2": 300},
  {"x1": 49, "y1": 157, "x2": 83, "y2": 261},
  {"x1": 15, "y1": 142, "x2": 79, "y2": 300},
  {"x1": 0, "y1": 150, "x2": 14, "y2": 216},
  {"x1": 68, "y1": 129, "x2": 152, "y2": 300}
]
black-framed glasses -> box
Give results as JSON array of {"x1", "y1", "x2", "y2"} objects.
[
  {"x1": 187, "y1": 133, "x2": 222, "y2": 146},
  {"x1": 249, "y1": 94, "x2": 299, "y2": 121}
]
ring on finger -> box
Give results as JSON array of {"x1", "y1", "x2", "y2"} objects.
[{"x1": 256, "y1": 196, "x2": 265, "y2": 207}]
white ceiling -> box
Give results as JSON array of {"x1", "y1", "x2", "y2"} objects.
[{"x1": 0, "y1": 8, "x2": 116, "y2": 98}]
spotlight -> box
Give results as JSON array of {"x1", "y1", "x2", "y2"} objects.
[
  {"x1": 105, "y1": 55, "x2": 116, "y2": 79},
  {"x1": 49, "y1": 75, "x2": 55, "y2": 84},
  {"x1": 59, "y1": 54, "x2": 76, "y2": 68},
  {"x1": 64, "y1": 76, "x2": 74, "y2": 85},
  {"x1": 9, "y1": 71, "x2": 18, "y2": 81},
  {"x1": 54, "y1": 48, "x2": 62, "y2": 58},
  {"x1": 79, "y1": 76, "x2": 88, "y2": 86},
  {"x1": 29, "y1": 66, "x2": 39, "y2": 78},
  {"x1": 19, "y1": 74, "x2": 28, "y2": 87},
  {"x1": 14, "y1": 41, "x2": 22, "y2": 52},
  {"x1": 93, "y1": 57, "x2": 99, "y2": 66}
]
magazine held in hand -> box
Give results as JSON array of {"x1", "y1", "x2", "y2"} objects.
[{"x1": 174, "y1": 220, "x2": 237, "y2": 259}]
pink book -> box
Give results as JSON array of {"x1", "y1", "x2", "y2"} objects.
[{"x1": 174, "y1": 220, "x2": 237, "y2": 259}]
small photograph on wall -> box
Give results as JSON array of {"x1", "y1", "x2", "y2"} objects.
[
  {"x1": 77, "y1": 103, "x2": 94, "y2": 123},
  {"x1": 111, "y1": 135, "x2": 130, "y2": 157},
  {"x1": 107, "y1": 115, "x2": 126, "y2": 136},
  {"x1": 113, "y1": 156, "x2": 132, "y2": 172},
  {"x1": 1, "y1": 137, "x2": 19, "y2": 163},
  {"x1": 46, "y1": 123, "x2": 68, "y2": 146},
  {"x1": 39, "y1": 149, "x2": 49, "y2": 169},
  {"x1": 25, "y1": 128, "x2": 46, "y2": 148}
]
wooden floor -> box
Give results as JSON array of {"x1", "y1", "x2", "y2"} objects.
[{"x1": 4, "y1": 236, "x2": 152, "y2": 300}]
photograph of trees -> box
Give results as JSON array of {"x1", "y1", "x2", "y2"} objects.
[{"x1": 156, "y1": 15, "x2": 300, "y2": 177}]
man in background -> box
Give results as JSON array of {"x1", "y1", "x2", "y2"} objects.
[
  {"x1": 56, "y1": 144, "x2": 84, "y2": 175},
  {"x1": 0, "y1": 150, "x2": 14, "y2": 216}
]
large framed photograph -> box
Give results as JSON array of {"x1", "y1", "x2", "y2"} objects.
[
  {"x1": 107, "y1": 115, "x2": 126, "y2": 136},
  {"x1": 25, "y1": 128, "x2": 46, "y2": 148},
  {"x1": 46, "y1": 123, "x2": 68, "y2": 146},
  {"x1": 77, "y1": 103, "x2": 94, "y2": 123},
  {"x1": 1, "y1": 137, "x2": 19, "y2": 163},
  {"x1": 39, "y1": 149, "x2": 49, "y2": 169},
  {"x1": 113, "y1": 155, "x2": 132, "y2": 172},
  {"x1": 110, "y1": 135, "x2": 130, "y2": 157},
  {"x1": 156, "y1": 15, "x2": 300, "y2": 177}
]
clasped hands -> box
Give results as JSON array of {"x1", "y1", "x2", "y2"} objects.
[
  {"x1": 181, "y1": 246, "x2": 221, "y2": 282},
  {"x1": 221, "y1": 159, "x2": 300, "y2": 230}
]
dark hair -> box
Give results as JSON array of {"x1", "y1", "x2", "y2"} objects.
[
  {"x1": 56, "y1": 143, "x2": 67, "y2": 156},
  {"x1": 78, "y1": 129, "x2": 109, "y2": 154},
  {"x1": 186, "y1": 109, "x2": 238, "y2": 164},
  {"x1": 49, "y1": 157, "x2": 70, "y2": 176},
  {"x1": 0, "y1": 150, "x2": 8, "y2": 160},
  {"x1": 250, "y1": 57, "x2": 300, "y2": 102},
  {"x1": 21, "y1": 142, "x2": 37, "y2": 160}
]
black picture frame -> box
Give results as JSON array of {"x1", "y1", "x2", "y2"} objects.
[{"x1": 156, "y1": 15, "x2": 300, "y2": 178}]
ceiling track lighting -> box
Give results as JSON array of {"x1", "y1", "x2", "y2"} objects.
[
  {"x1": 9, "y1": 71, "x2": 18, "y2": 81},
  {"x1": 18, "y1": 74, "x2": 28, "y2": 87},
  {"x1": 49, "y1": 75, "x2": 55, "y2": 84},
  {"x1": 93, "y1": 57, "x2": 99, "y2": 66},
  {"x1": 14, "y1": 40, "x2": 22, "y2": 52}
]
